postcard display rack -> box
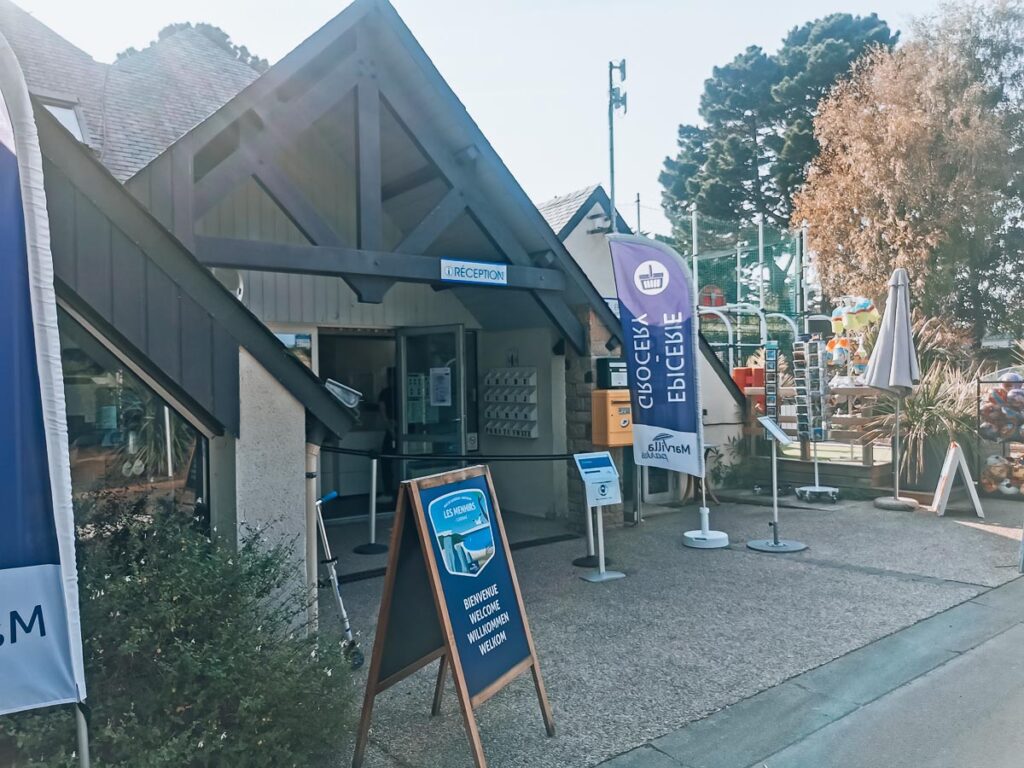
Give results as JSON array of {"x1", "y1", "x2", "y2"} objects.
[
  {"x1": 792, "y1": 336, "x2": 840, "y2": 503},
  {"x1": 483, "y1": 367, "x2": 539, "y2": 439},
  {"x1": 763, "y1": 343, "x2": 781, "y2": 437}
]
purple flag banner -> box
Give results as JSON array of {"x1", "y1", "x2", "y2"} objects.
[
  {"x1": 608, "y1": 235, "x2": 704, "y2": 477},
  {"x1": 0, "y1": 34, "x2": 86, "y2": 715}
]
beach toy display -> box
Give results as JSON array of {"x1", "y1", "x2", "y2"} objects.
[
  {"x1": 977, "y1": 368, "x2": 1024, "y2": 497},
  {"x1": 978, "y1": 369, "x2": 1024, "y2": 446},
  {"x1": 979, "y1": 454, "x2": 1024, "y2": 495},
  {"x1": 828, "y1": 297, "x2": 880, "y2": 335},
  {"x1": 824, "y1": 297, "x2": 879, "y2": 387},
  {"x1": 851, "y1": 343, "x2": 869, "y2": 376}
]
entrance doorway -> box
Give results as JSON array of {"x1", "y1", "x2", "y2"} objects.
[
  {"x1": 643, "y1": 466, "x2": 680, "y2": 504},
  {"x1": 319, "y1": 331, "x2": 396, "y2": 518},
  {"x1": 397, "y1": 325, "x2": 466, "y2": 479},
  {"x1": 318, "y1": 326, "x2": 479, "y2": 519}
]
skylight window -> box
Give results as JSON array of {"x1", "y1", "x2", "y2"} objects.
[{"x1": 42, "y1": 102, "x2": 84, "y2": 142}]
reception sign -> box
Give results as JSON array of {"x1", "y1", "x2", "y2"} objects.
[
  {"x1": 0, "y1": 35, "x2": 86, "y2": 715},
  {"x1": 353, "y1": 466, "x2": 553, "y2": 768},
  {"x1": 609, "y1": 234, "x2": 705, "y2": 477}
]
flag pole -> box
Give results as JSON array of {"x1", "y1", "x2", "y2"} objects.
[{"x1": 75, "y1": 704, "x2": 91, "y2": 768}]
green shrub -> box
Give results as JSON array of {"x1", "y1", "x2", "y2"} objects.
[{"x1": 0, "y1": 494, "x2": 353, "y2": 767}]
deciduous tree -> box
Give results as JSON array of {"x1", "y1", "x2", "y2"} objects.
[{"x1": 793, "y1": 1, "x2": 1024, "y2": 342}]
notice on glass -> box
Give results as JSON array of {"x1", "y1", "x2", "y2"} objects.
[{"x1": 429, "y1": 367, "x2": 452, "y2": 407}]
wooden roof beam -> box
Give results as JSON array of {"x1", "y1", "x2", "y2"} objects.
[{"x1": 195, "y1": 236, "x2": 566, "y2": 292}]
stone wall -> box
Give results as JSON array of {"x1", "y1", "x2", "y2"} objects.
[
  {"x1": 235, "y1": 349, "x2": 308, "y2": 592},
  {"x1": 565, "y1": 306, "x2": 628, "y2": 530}
]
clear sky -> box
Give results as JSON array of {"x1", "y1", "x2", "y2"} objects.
[{"x1": 15, "y1": 0, "x2": 943, "y2": 236}]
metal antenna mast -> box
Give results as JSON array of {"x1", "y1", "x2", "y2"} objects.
[{"x1": 608, "y1": 59, "x2": 627, "y2": 233}]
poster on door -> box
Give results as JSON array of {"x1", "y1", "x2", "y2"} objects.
[{"x1": 429, "y1": 366, "x2": 452, "y2": 407}]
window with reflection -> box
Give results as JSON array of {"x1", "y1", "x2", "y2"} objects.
[{"x1": 57, "y1": 309, "x2": 207, "y2": 516}]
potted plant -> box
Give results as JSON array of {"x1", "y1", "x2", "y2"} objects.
[{"x1": 868, "y1": 361, "x2": 980, "y2": 490}]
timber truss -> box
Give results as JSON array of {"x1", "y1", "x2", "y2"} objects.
[{"x1": 142, "y1": 2, "x2": 587, "y2": 351}]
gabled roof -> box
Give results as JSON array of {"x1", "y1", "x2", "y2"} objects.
[
  {"x1": 130, "y1": 0, "x2": 626, "y2": 353},
  {"x1": 0, "y1": 0, "x2": 106, "y2": 151},
  {"x1": 538, "y1": 185, "x2": 600, "y2": 237},
  {"x1": 37, "y1": 105, "x2": 356, "y2": 442},
  {"x1": 355, "y1": 0, "x2": 627, "y2": 348},
  {"x1": 543, "y1": 184, "x2": 746, "y2": 408},
  {"x1": 102, "y1": 29, "x2": 260, "y2": 180},
  {"x1": 0, "y1": 1, "x2": 259, "y2": 179},
  {"x1": 537, "y1": 184, "x2": 630, "y2": 240}
]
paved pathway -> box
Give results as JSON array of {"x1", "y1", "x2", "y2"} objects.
[
  {"x1": 600, "y1": 575, "x2": 1024, "y2": 768},
  {"x1": 326, "y1": 498, "x2": 1023, "y2": 767}
]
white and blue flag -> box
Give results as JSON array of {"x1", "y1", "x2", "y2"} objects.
[{"x1": 0, "y1": 33, "x2": 86, "y2": 716}]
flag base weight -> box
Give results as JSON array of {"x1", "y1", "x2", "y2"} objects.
[
  {"x1": 682, "y1": 506, "x2": 730, "y2": 549},
  {"x1": 353, "y1": 542, "x2": 388, "y2": 555},
  {"x1": 873, "y1": 496, "x2": 919, "y2": 511},
  {"x1": 683, "y1": 529, "x2": 730, "y2": 549},
  {"x1": 747, "y1": 539, "x2": 807, "y2": 553},
  {"x1": 580, "y1": 569, "x2": 626, "y2": 583}
]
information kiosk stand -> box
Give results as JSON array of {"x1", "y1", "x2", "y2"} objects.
[
  {"x1": 573, "y1": 452, "x2": 626, "y2": 583},
  {"x1": 748, "y1": 417, "x2": 808, "y2": 553}
]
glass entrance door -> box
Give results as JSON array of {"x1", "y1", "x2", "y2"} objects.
[
  {"x1": 397, "y1": 325, "x2": 466, "y2": 480},
  {"x1": 643, "y1": 466, "x2": 679, "y2": 504}
]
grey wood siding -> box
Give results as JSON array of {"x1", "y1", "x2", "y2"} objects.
[
  {"x1": 136, "y1": 126, "x2": 480, "y2": 330},
  {"x1": 46, "y1": 157, "x2": 240, "y2": 435}
]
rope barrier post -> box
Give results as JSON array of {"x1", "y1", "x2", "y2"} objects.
[{"x1": 354, "y1": 456, "x2": 387, "y2": 555}]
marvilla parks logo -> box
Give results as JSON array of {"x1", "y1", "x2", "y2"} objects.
[
  {"x1": 428, "y1": 489, "x2": 496, "y2": 578},
  {"x1": 633, "y1": 260, "x2": 669, "y2": 296},
  {"x1": 643, "y1": 432, "x2": 692, "y2": 462}
]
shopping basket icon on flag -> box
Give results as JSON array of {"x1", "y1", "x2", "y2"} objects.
[{"x1": 639, "y1": 263, "x2": 665, "y2": 291}]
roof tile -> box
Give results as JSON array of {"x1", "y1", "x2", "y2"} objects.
[{"x1": 0, "y1": 1, "x2": 259, "y2": 179}]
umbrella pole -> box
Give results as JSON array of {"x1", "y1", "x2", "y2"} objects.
[{"x1": 894, "y1": 397, "x2": 901, "y2": 499}]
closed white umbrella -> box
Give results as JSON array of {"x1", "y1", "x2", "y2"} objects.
[{"x1": 865, "y1": 268, "x2": 920, "y2": 509}]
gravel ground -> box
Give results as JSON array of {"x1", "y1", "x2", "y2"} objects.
[{"x1": 322, "y1": 498, "x2": 1022, "y2": 768}]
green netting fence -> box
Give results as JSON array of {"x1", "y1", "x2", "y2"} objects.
[{"x1": 679, "y1": 212, "x2": 820, "y2": 370}]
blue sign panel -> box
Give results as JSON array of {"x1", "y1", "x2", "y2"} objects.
[
  {"x1": 440, "y1": 258, "x2": 508, "y2": 286},
  {"x1": 576, "y1": 454, "x2": 616, "y2": 475},
  {"x1": 416, "y1": 474, "x2": 530, "y2": 698},
  {"x1": 609, "y1": 235, "x2": 705, "y2": 477},
  {"x1": 0, "y1": 37, "x2": 86, "y2": 715}
]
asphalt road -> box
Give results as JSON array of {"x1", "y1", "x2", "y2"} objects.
[
  {"x1": 763, "y1": 621, "x2": 1024, "y2": 768},
  {"x1": 604, "y1": 574, "x2": 1024, "y2": 768}
]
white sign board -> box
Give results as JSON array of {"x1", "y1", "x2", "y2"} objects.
[
  {"x1": 928, "y1": 442, "x2": 983, "y2": 518},
  {"x1": 440, "y1": 258, "x2": 508, "y2": 286},
  {"x1": 758, "y1": 416, "x2": 794, "y2": 446},
  {"x1": 574, "y1": 451, "x2": 622, "y2": 508}
]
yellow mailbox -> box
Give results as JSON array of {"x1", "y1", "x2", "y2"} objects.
[{"x1": 592, "y1": 389, "x2": 633, "y2": 447}]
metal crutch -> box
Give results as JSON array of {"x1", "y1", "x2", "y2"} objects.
[{"x1": 316, "y1": 491, "x2": 365, "y2": 669}]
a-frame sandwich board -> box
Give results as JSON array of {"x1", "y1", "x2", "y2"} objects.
[
  {"x1": 928, "y1": 441, "x2": 984, "y2": 518},
  {"x1": 352, "y1": 465, "x2": 554, "y2": 768}
]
